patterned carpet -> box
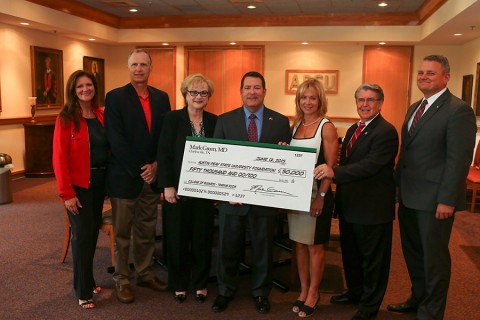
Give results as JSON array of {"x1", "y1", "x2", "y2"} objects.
[{"x1": 0, "y1": 177, "x2": 478, "y2": 319}]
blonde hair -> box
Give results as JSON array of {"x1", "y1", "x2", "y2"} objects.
[
  {"x1": 293, "y1": 79, "x2": 328, "y2": 127},
  {"x1": 180, "y1": 73, "x2": 214, "y2": 106}
]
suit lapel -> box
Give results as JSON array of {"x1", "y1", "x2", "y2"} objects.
[
  {"x1": 235, "y1": 107, "x2": 249, "y2": 140},
  {"x1": 408, "y1": 90, "x2": 450, "y2": 141},
  {"x1": 347, "y1": 115, "x2": 381, "y2": 157},
  {"x1": 259, "y1": 108, "x2": 275, "y2": 142}
]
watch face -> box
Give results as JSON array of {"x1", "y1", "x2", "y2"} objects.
[{"x1": 320, "y1": 192, "x2": 326, "y2": 197}]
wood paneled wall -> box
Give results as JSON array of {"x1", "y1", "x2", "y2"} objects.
[
  {"x1": 144, "y1": 47, "x2": 176, "y2": 108},
  {"x1": 185, "y1": 46, "x2": 264, "y2": 114}
]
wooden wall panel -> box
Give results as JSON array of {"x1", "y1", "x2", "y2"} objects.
[
  {"x1": 186, "y1": 47, "x2": 264, "y2": 114},
  {"x1": 363, "y1": 46, "x2": 413, "y2": 137},
  {"x1": 187, "y1": 50, "x2": 224, "y2": 114},
  {"x1": 147, "y1": 48, "x2": 176, "y2": 108}
]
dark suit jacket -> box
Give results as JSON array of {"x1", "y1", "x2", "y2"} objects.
[
  {"x1": 104, "y1": 83, "x2": 171, "y2": 198},
  {"x1": 213, "y1": 106, "x2": 291, "y2": 215},
  {"x1": 157, "y1": 107, "x2": 217, "y2": 189},
  {"x1": 395, "y1": 89, "x2": 476, "y2": 211},
  {"x1": 334, "y1": 114, "x2": 399, "y2": 225}
]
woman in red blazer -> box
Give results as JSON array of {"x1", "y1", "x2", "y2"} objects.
[{"x1": 53, "y1": 70, "x2": 108, "y2": 309}]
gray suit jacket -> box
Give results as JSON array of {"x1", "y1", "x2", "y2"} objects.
[
  {"x1": 213, "y1": 106, "x2": 291, "y2": 215},
  {"x1": 395, "y1": 89, "x2": 476, "y2": 211}
]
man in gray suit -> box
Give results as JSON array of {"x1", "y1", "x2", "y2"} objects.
[
  {"x1": 388, "y1": 55, "x2": 476, "y2": 320},
  {"x1": 211, "y1": 71, "x2": 291, "y2": 314}
]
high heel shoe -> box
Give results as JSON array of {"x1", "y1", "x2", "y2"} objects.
[
  {"x1": 79, "y1": 299, "x2": 95, "y2": 309},
  {"x1": 174, "y1": 292, "x2": 187, "y2": 303},
  {"x1": 195, "y1": 289, "x2": 208, "y2": 303},
  {"x1": 298, "y1": 296, "x2": 320, "y2": 318},
  {"x1": 292, "y1": 300, "x2": 305, "y2": 313}
]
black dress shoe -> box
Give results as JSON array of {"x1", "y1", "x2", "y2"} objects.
[
  {"x1": 211, "y1": 295, "x2": 232, "y2": 312},
  {"x1": 330, "y1": 292, "x2": 358, "y2": 305},
  {"x1": 351, "y1": 310, "x2": 377, "y2": 320},
  {"x1": 387, "y1": 300, "x2": 417, "y2": 313},
  {"x1": 253, "y1": 296, "x2": 270, "y2": 314},
  {"x1": 174, "y1": 293, "x2": 186, "y2": 303}
]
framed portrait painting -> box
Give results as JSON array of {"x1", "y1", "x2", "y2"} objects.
[
  {"x1": 30, "y1": 46, "x2": 64, "y2": 109},
  {"x1": 83, "y1": 56, "x2": 105, "y2": 106}
]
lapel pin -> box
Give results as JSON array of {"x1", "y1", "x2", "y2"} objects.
[{"x1": 269, "y1": 117, "x2": 273, "y2": 120}]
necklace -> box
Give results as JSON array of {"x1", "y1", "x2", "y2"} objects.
[{"x1": 302, "y1": 117, "x2": 321, "y2": 127}]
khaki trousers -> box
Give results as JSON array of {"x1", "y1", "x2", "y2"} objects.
[{"x1": 111, "y1": 182, "x2": 160, "y2": 285}]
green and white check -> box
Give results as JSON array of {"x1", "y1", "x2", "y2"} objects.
[{"x1": 177, "y1": 137, "x2": 317, "y2": 212}]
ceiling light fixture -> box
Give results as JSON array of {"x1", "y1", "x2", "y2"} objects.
[
  {"x1": 89, "y1": 38, "x2": 96, "y2": 41},
  {"x1": 247, "y1": 5, "x2": 256, "y2": 9},
  {"x1": 230, "y1": 42, "x2": 237, "y2": 45},
  {"x1": 379, "y1": 41, "x2": 386, "y2": 45},
  {"x1": 162, "y1": 42, "x2": 169, "y2": 46},
  {"x1": 454, "y1": 33, "x2": 462, "y2": 36},
  {"x1": 129, "y1": 8, "x2": 138, "y2": 13},
  {"x1": 302, "y1": 42, "x2": 309, "y2": 45},
  {"x1": 20, "y1": 22, "x2": 30, "y2": 26},
  {"x1": 378, "y1": 2, "x2": 388, "y2": 7}
]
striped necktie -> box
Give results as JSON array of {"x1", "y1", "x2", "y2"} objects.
[
  {"x1": 346, "y1": 122, "x2": 365, "y2": 156},
  {"x1": 409, "y1": 100, "x2": 427, "y2": 136}
]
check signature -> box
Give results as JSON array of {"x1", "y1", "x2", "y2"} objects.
[{"x1": 249, "y1": 185, "x2": 293, "y2": 196}]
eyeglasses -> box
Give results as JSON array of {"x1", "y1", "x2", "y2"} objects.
[
  {"x1": 356, "y1": 98, "x2": 381, "y2": 103},
  {"x1": 188, "y1": 90, "x2": 209, "y2": 97}
]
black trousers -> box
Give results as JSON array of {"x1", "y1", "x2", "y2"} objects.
[
  {"x1": 339, "y1": 216, "x2": 393, "y2": 314},
  {"x1": 164, "y1": 197, "x2": 215, "y2": 292},
  {"x1": 67, "y1": 169, "x2": 105, "y2": 300},
  {"x1": 216, "y1": 206, "x2": 277, "y2": 298}
]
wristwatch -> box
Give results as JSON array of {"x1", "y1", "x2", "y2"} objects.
[{"x1": 319, "y1": 192, "x2": 326, "y2": 197}]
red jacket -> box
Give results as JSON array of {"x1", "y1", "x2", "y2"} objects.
[{"x1": 53, "y1": 107, "x2": 104, "y2": 200}]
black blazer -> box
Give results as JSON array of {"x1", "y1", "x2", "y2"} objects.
[
  {"x1": 395, "y1": 89, "x2": 476, "y2": 211},
  {"x1": 157, "y1": 107, "x2": 218, "y2": 189},
  {"x1": 105, "y1": 83, "x2": 171, "y2": 198},
  {"x1": 334, "y1": 114, "x2": 399, "y2": 225},
  {"x1": 213, "y1": 106, "x2": 291, "y2": 216}
]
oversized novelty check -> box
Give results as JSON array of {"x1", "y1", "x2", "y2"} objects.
[{"x1": 177, "y1": 137, "x2": 317, "y2": 212}]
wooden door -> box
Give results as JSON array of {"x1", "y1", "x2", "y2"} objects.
[
  {"x1": 146, "y1": 47, "x2": 176, "y2": 108},
  {"x1": 363, "y1": 46, "x2": 413, "y2": 137},
  {"x1": 186, "y1": 46, "x2": 264, "y2": 114}
]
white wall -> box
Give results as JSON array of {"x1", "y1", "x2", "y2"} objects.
[{"x1": 265, "y1": 45, "x2": 364, "y2": 118}]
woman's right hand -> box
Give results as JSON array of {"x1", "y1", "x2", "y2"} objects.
[
  {"x1": 65, "y1": 197, "x2": 82, "y2": 215},
  {"x1": 164, "y1": 187, "x2": 180, "y2": 204}
]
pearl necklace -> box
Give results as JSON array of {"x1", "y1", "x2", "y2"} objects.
[{"x1": 302, "y1": 117, "x2": 321, "y2": 127}]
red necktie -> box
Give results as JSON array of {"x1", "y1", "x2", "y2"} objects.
[
  {"x1": 248, "y1": 114, "x2": 258, "y2": 142},
  {"x1": 409, "y1": 100, "x2": 427, "y2": 136},
  {"x1": 346, "y1": 122, "x2": 365, "y2": 156}
]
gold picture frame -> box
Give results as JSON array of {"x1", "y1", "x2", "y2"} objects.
[
  {"x1": 83, "y1": 56, "x2": 105, "y2": 107},
  {"x1": 30, "y1": 46, "x2": 64, "y2": 109}
]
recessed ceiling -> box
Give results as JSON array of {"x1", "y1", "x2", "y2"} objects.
[{"x1": 10, "y1": 0, "x2": 480, "y2": 45}]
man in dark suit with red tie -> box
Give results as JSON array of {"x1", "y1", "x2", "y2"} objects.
[
  {"x1": 388, "y1": 55, "x2": 476, "y2": 319},
  {"x1": 211, "y1": 71, "x2": 291, "y2": 314},
  {"x1": 316, "y1": 83, "x2": 399, "y2": 320}
]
